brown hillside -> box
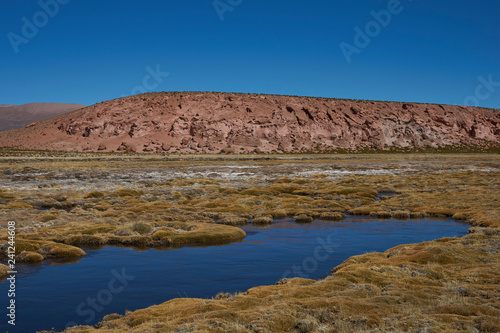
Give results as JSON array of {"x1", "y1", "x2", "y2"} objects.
[
  {"x1": 0, "y1": 103, "x2": 86, "y2": 132},
  {"x1": 0, "y1": 92, "x2": 498, "y2": 153}
]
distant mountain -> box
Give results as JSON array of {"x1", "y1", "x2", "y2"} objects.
[
  {"x1": 0, "y1": 103, "x2": 86, "y2": 132},
  {"x1": 0, "y1": 92, "x2": 498, "y2": 153}
]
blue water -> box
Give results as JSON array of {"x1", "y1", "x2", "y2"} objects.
[{"x1": 0, "y1": 216, "x2": 469, "y2": 333}]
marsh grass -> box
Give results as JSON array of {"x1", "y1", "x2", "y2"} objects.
[
  {"x1": 0, "y1": 190, "x2": 15, "y2": 200},
  {"x1": 1, "y1": 153, "x2": 499, "y2": 332},
  {"x1": 39, "y1": 214, "x2": 57, "y2": 222},
  {"x1": 294, "y1": 214, "x2": 313, "y2": 223},
  {"x1": 117, "y1": 189, "x2": 142, "y2": 197},
  {"x1": 319, "y1": 211, "x2": 346, "y2": 221},
  {"x1": 1, "y1": 201, "x2": 33, "y2": 210},
  {"x1": 252, "y1": 216, "x2": 273, "y2": 225},
  {"x1": 17, "y1": 251, "x2": 44, "y2": 263},
  {"x1": 131, "y1": 222, "x2": 153, "y2": 235},
  {"x1": 0, "y1": 263, "x2": 9, "y2": 277},
  {"x1": 86, "y1": 191, "x2": 105, "y2": 198},
  {"x1": 215, "y1": 215, "x2": 249, "y2": 226},
  {"x1": 0, "y1": 239, "x2": 86, "y2": 259}
]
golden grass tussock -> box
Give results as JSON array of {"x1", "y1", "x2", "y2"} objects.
[
  {"x1": 252, "y1": 215, "x2": 273, "y2": 225},
  {"x1": 319, "y1": 211, "x2": 346, "y2": 221},
  {"x1": 39, "y1": 214, "x2": 57, "y2": 222},
  {"x1": 1, "y1": 201, "x2": 33, "y2": 210},
  {"x1": 131, "y1": 221, "x2": 153, "y2": 235},
  {"x1": 294, "y1": 214, "x2": 313, "y2": 223},
  {"x1": 452, "y1": 211, "x2": 470, "y2": 220},
  {"x1": 410, "y1": 211, "x2": 428, "y2": 219},
  {"x1": 392, "y1": 210, "x2": 411, "y2": 219},
  {"x1": 61, "y1": 235, "x2": 108, "y2": 247},
  {"x1": 152, "y1": 223, "x2": 246, "y2": 245},
  {"x1": 16, "y1": 251, "x2": 44, "y2": 263},
  {"x1": 0, "y1": 264, "x2": 10, "y2": 276},
  {"x1": 85, "y1": 191, "x2": 105, "y2": 198},
  {"x1": 116, "y1": 189, "x2": 142, "y2": 197},
  {"x1": 0, "y1": 239, "x2": 86, "y2": 260},
  {"x1": 215, "y1": 214, "x2": 249, "y2": 226},
  {"x1": 0, "y1": 190, "x2": 15, "y2": 200},
  {"x1": 114, "y1": 228, "x2": 137, "y2": 236},
  {"x1": 338, "y1": 187, "x2": 378, "y2": 198},
  {"x1": 45, "y1": 243, "x2": 87, "y2": 257},
  {"x1": 270, "y1": 209, "x2": 288, "y2": 218},
  {"x1": 47, "y1": 220, "x2": 246, "y2": 248},
  {"x1": 369, "y1": 210, "x2": 393, "y2": 218}
]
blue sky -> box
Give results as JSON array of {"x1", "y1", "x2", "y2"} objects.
[{"x1": 1, "y1": 0, "x2": 499, "y2": 108}]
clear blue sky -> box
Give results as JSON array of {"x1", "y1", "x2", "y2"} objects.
[{"x1": 1, "y1": 0, "x2": 499, "y2": 108}]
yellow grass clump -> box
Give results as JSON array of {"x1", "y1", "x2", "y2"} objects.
[
  {"x1": 1, "y1": 201, "x2": 33, "y2": 210},
  {"x1": 294, "y1": 214, "x2": 313, "y2": 223},
  {"x1": 17, "y1": 251, "x2": 44, "y2": 263},
  {"x1": 252, "y1": 215, "x2": 273, "y2": 225},
  {"x1": 319, "y1": 211, "x2": 346, "y2": 221},
  {"x1": 0, "y1": 264, "x2": 9, "y2": 276}
]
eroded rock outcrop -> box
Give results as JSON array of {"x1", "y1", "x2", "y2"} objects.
[{"x1": 0, "y1": 92, "x2": 498, "y2": 153}]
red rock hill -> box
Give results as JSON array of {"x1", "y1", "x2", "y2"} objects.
[{"x1": 0, "y1": 92, "x2": 498, "y2": 153}]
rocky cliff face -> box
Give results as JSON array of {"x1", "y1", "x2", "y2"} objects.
[{"x1": 0, "y1": 92, "x2": 498, "y2": 153}]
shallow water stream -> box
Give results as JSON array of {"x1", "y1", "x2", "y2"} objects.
[{"x1": 0, "y1": 216, "x2": 469, "y2": 332}]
